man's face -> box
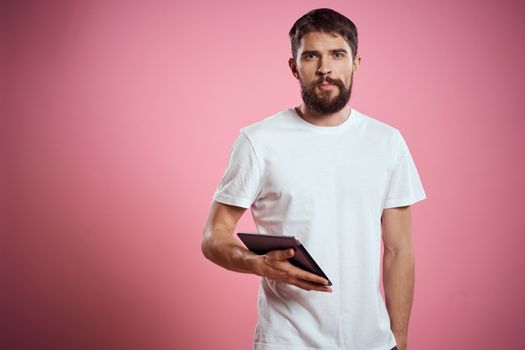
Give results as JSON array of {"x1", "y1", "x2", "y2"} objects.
[{"x1": 289, "y1": 31, "x2": 360, "y2": 115}]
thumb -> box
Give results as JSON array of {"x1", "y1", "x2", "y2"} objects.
[
  {"x1": 283, "y1": 248, "x2": 295, "y2": 259},
  {"x1": 269, "y1": 248, "x2": 295, "y2": 261}
]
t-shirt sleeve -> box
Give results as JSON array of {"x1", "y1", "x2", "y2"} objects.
[
  {"x1": 383, "y1": 130, "x2": 427, "y2": 209},
  {"x1": 213, "y1": 131, "x2": 262, "y2": 209}
]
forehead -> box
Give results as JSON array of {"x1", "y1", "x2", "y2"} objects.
[{"x1": 298, "y1": 31, "x2": 351, "y2": 52}]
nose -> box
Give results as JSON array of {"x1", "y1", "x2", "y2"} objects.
[{"x1": 316, "y1": 56, "x2": 332, "y2": 76}]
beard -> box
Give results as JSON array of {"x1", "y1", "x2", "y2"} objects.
[{"x1": 300, "y1": 75, "x2": 353, "y2": 115}]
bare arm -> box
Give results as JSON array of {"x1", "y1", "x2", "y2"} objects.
[
  {"x1": 382, "y1": 205, "x2": 415, "y2": 350},
  {"x1": 201, "y1": 200, "x2": 258, "y2": 274},
  {"x1": 201, "y1": 200, "x2": 332, "y2": 292}
]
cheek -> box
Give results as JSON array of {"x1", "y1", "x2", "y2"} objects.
[
  {"x1": 341, "y1": 68, "x2": 354, "y2": 86},
  {"x1": 298, "y1": 71, "x2": 312, "y2": 82},
  {"x1": 298, "y1": 64, "x2": 317, "y2": 78}
]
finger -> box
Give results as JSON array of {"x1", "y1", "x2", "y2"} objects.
[
  {"x1": 269, "y1": 258, "x2": 330, "y2": 286},
  {"x1": 268, "y1": 248, "x2": 295, "y2": 261},
  {"x1": 291, "y1": 279, "x2": 333, "y2": 292},
  {"x1": 287, "y1": 265, "x2": 330, "y2": 286}
]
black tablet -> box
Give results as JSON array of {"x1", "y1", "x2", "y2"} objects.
[{"x1": 237, "y1": 232, "x2": 332, "y2": 286}]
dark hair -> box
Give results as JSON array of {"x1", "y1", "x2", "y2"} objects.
[{"x1": 289, "y1": 8, "x2": 358, "y2": 62}]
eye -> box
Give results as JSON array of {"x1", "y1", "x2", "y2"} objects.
[
  {"x1": 334, "y1": 52, "x2": 344, "y2": 58},
  {"x1": 306, "y1": 54, "x2": 316, "y2": 59}
]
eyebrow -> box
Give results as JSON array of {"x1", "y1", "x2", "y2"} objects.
[{"x1": 301, "y1": 48, "x2": 348, "y2": 57}]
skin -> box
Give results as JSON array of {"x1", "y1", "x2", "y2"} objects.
[
  {"x1": 201, "y1": 201, "x2": 332, "y2": 292},
  {"x1": 382, "y1": 205, "x2": 414, "y2": 350},
  {"x1": 202, "y1": 31, "x2": 415, "y2": 350},
  {"x1": 288, "y1": 31, "x2": 361, "y2": 126}
]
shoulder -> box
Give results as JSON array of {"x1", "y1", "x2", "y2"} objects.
[
  {"x1": 239, "y1": 108, "x2": 294, "y2": 140},
  {"x1": 240, "y1": 108, "x2": 292, "y2": 133},
  {"x1": 354, "y1": 108, "x2": 406, "y2": 161},
  {"x1": 355, "y1": 108, "x2": 401, "y2": 139}
]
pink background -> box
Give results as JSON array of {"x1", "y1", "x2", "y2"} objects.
[{"x1": 2, "y1": 0, "x2": 524, "y2": 349}]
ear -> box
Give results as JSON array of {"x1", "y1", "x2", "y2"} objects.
[
  {"x1": 288, "y1": 58, "x2": 299, "y2": 79},
  {"x1": 352, "y1": 54, "x2": 362, "y2": 73}
]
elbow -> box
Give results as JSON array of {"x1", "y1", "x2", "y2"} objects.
[
  {"x1": 201, "y1": 229, "x2": 215, "y2": 261},
  {"x1": 384, "y1": 243, "x2": 414, "y2": 259},
  {"x1": 201, "y1": 239, "x2": 207, "y2": 259},
  {"x1": 201, "y1": 235, "x2": 210, "y2": 260}
]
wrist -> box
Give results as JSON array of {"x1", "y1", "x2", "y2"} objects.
[
  {"x1": 244, "y1": 253, "x2": 265, "y2": 277},
  {"x1": 393, "y1": 331, "x2": 407, "y2": 349},
  {"x1": 393, "y1": 330, "x2": 407, "y2": 339}
]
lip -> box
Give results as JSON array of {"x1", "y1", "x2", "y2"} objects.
[{"x1": 318, "y1": 83, "x2": 336, "y2": 89}]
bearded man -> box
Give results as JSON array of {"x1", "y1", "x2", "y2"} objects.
[{"x1": 202, "y1": 8, "x2": 427, "y2": 350}]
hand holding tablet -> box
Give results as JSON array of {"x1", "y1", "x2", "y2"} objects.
[{"x1": 237, "y1": 232, "x2": 333, "y2": 291}]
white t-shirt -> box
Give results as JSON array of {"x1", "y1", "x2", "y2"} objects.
[{"x1": 213, "y1": 107, "x2": 427, "y2": 350}]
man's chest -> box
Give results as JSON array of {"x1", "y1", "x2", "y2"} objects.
[{"x1": 258, "y1": 140, "x2": 391, "y2": 204}]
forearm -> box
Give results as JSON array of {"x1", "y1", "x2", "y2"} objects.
[
  {"x1": 202, "y1": 227, "x2": 260, "y2": 275},
  {"x1": 383, "y1": 247, "x2": 415, "y2": 344}
]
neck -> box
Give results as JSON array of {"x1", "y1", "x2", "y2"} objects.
[{"x1": 295, "y1": 104, "x2": 351, "y2": 127}]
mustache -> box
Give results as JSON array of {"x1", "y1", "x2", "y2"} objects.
[{"x1": 314, "y1": 76, "x2": 343, "y2": 86}]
